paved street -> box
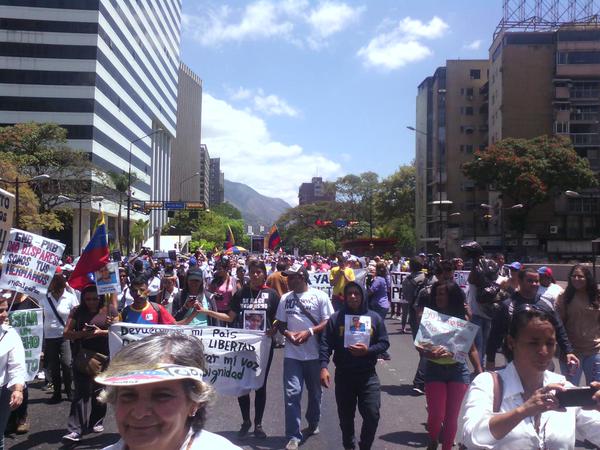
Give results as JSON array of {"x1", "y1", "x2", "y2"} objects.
[{"x1": 5, "y1": 317, "x2": 597, "y2": 450}]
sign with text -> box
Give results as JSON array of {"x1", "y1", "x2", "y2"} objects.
[
  {"x1": 108, "y1": 324, "x2": 271, "y2": 397},
  {"x1": 0, "y1": 230, "x2": 65, "y2": 301},
  {"x1": 415, "y1": 307, "x2": 479, "y2": 363},
  {"x1": 309, "y1": 269, "x2": 367, "y2": 298},
  {"x1": 0, "y1": 188, "x2": 15, "y2": 254},
  {"x1": 8, "y1": 308, "x2": 43, "y2": 382},
  {"x1": 390, "y1": 272, "x2": 409, "y2": 303}
]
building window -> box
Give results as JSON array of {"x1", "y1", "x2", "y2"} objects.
[
  {"x1": 466, "y1": 87, "x2": 474, "y2": 96},
  {"x1": 465, "y1": 144, "x2": 474, "y2": 154},
  {"x1": 465, "y1": 106, "x2": 473, "y2": 115},
  {"x1": 555, "y1": 122, "x2": 569, "y2": 133},
  {"x1": 470, "y1": 69, "x2": 481, "y2": 79}
]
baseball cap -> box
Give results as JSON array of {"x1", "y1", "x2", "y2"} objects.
[
  {"x1": 506, "y1": 262, "x2": 522, "y2": 271},
  {"x1": 96, "y1": 364, "x2": 204, "y2": 387},
  {"x1": 537, "y1": 266, "x2": 553, "y2": 277},
  {"x1": 282, "y1": 263, "x2": 308, "y2": 277},
  {"x1": 188, "y1": 256, "x2": 198, "y2": 267}
]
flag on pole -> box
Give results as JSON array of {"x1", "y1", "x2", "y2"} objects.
[
  {"x1": 223, "y1": 224, "x2": 235, "y2": 250},
  {"x1": 69, "y1": 211, "x2": 110, "y2": 290},
  {"x1": 264, "y1": 225, "x2": 281, "y2": 250}
]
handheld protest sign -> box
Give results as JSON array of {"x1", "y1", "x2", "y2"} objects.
[
  {"x1": 0, "y1": 188, "x2": 15, "y2": 254},
  {"x1": 8, "y1": 308, "x2": 43, "y2": 381},
  {"x1": 0, "y1": 230, "x2": 65, "y2": 301},
  {"x1": 95, "y1": 262, "x2": 121, "y2": 295}
]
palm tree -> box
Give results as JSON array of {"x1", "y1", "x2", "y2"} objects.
[
  {"x1": 107, "y1": 171, "x2": 137, "y2": 252},
  {"x1": 130, "y1": 219, "x2": 150, "y2": 250}
]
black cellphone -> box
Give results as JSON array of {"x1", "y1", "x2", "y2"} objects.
[{"x1": 556, "y1": 387, "x2": 598, "y2": 408}]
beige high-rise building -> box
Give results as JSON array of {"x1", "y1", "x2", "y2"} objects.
[
  {"x1": 489, "y1": 26, "x2": 600, "y2": 258},
  {"x1": 415, "y1": 60, "x2": 489, "y2": 257}
]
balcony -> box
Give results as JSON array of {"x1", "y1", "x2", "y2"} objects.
[
  {"x1": 571, "y1": 133, "x2": 600, "y2": 146},
  {"x1": 571, "y1": 89, "x2": 600, "y2": 100},
  {"x1": 555, "y1": 86, "x2": 570, "y2": 99},
  {"x1": 570, "y1": 111, "x2": 599, "y2": 123}
]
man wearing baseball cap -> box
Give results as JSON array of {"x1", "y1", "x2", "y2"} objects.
[
  {"x1": 537, "y1": 266, "x2": 563, "y2": 309},
  {"x1": 275, "y1": 263, "x2": 333, "y2": 450}
]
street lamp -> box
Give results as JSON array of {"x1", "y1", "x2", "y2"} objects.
[
  {"x1": 0, "y1": 174, "x2": 50, "y2": 228},
  {"x1": 179, "y1": 172, "x2": 200, "y2": 201},
  {"x1": 59, "y1": 195, "x2": 104, "y2": 255},
  {"x1": 565, "y1": 190, "x2": 581, "y2": 198},
  {"x1": 482, "y1": 202, "x2": 524, "y2": 253},
  {"x1": 127, "y1": 128, "x2": 164, "y2": 257}
]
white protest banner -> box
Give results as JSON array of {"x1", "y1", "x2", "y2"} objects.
[
  {"x1": 309, "y1": 271, "x2": 331, "y2": 297},
  {"x1": 108, "y1": 324, "x2": 271, "y2": 397},
  {"x1": 0, "y1": 230, "x2": 65, "y2": 301},
  {"x1": 390, "y1": 272, "x2": 410, "y2": 303},
  {"x1": 414, "y1": 307, "x2": 479, "y2": 363},
  {"x1": 8, "y1": 308, "x2": 43, "y2": 382},
  {"x1": 0, "y1": 188, "x2": 15, "y2": 254},
  {"x1": 353, "y1": 268, "x2": 367, "y2": 292},
  {"x1": 95, "y1": 262, "x2": 121, "y2": 295}
]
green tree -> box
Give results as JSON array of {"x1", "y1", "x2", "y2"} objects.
[
  {"x1": 130, "y1": 219, "x2": 149, "y2": 249},
  {"x1": 463, "y1": 135, "x2": 597, "y2": 249},
  {"x1": 211, "y1": 202, "x2": 242, "y2": 220},
  {"x1": 0, "y1": 123, "x2": 101, "y2": 231}
]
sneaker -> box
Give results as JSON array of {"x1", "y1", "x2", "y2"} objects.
[
  {"x1": 237, "y1": 420, "x2": 252, "y2": 439},
  {"x1": 92, "y1": 424, "x2": 104, "y2": 433},
  {"x1": 285, "y1": 438, "x2": 300, "y2": 450},
  {"x1": 15, "y1": 419, "x2": 29, "y2": 434},
  {"x1": 36, "y1": 372, "x2": 45, "y2": 380},
  {"x1": 302, "y1": 424, "x2": 320, "y2": 436},
  {"x1": 253, "y1": 424, "x2": 267, "y2": 439},
  {"x1": 62, "y1": 432, "x2": 81, "y2": 442},
  {"x1": 412, "y1": 386, "x2": 425, "y2": 396}
]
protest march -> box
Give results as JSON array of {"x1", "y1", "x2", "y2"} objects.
[{"x1": 0, "y1": 211, "x2": 599, "y2": 450}]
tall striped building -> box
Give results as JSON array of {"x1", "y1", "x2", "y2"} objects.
[{"x1": 0, "y1": 0, "x2": 182, "y2": 251}]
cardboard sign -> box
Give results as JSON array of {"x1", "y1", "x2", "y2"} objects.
[
  {"x1": 109, "y1": 324, "x2": 271, "y2": 397},
  {"x1": 8, "y1": 308, "x2": 43, "y2": 382},
  {"x1": 0, "y1": 230, "x2": 65, "y2": 301},
  {"x1": 415, "y1": 307, "x2": 479, "y2": 363},
  {"x1": 0, "y1": 188, "x2": 15, "y2": 254},
  {"x1": 309, "y1": 269, "x2": 367, "y2": 298}
]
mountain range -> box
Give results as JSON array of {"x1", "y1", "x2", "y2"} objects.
[{"x1": 224, "y1": 179, "x2": 291, "y2": 231}]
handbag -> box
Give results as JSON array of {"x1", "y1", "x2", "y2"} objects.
[{"x1": 73, "y1": 348, "x2": 108, "y2": 377}]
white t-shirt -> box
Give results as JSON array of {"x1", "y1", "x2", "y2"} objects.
[
  {"x1": 147, "y1": 275, "x2": 161, "y2": 296},
  {"x1": 102, "y1": 429, "x2": 241, "y2": 450},
  {"x1": 161, "y1": 287, "x2": 180, "y2": 314},
  {"x1": 537, "y1": 283, "x2": 563, "y2": 309},
  {"x1": 0, "y1": 325, "x2": 26, "y2": 388},
  {"x1": 276, "y1": 287, "x2": 333, "y2": 361},
  {"x1": 41, "y1": 290, "x2": 79, "y2": 338}
]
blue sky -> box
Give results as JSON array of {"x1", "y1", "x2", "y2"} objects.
[{"x1": 181, "y1": 0, "x2": 501, "y2": 205}]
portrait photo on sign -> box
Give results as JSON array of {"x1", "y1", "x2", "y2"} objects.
[
  {"x1": 244, "y1": 310, "x2": 266, "y2": 332},
  {"x1": 95, "y1": 262, "x2": 120, "y2": 294},
  {"x1": 344, "y1": 315, "x2": 371, "y2": 348}
]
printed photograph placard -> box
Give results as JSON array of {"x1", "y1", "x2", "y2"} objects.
[{"x1": 344, "y1": 314, "x2": 371, "y2": 348}]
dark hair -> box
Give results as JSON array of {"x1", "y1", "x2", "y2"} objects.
[
  {"x1": 130, "y1": 275, "x2": 148, "y2": 287},
  {"x1": 276, "y1": 260, "x2": 288, "y2": 271},
  {"x1": 503, "y1": 306, "x2": 555, "y2": 362},
  {"x1": 77, "y1": 285, "x2": 105, "y2": 318},
  {"x1": 409, "y1": 257, "x2": 424, "y2": 272},
  {"x1": 517, "y1": 267, "x2": 538, "y2": 281},
  {"x1": 375, "y1": 261, "x2": 388, "y2": 277},
  {"x1": 564, "y1": 264, "x2": 599, "y2": 308},
  {"x1": 248, "y1": 260, "x2": 267, "y2": 276}
]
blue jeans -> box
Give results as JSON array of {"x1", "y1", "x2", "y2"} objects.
[
  {"x1": 559, "y1": 353, "x2": 600, "y2": 386},
  {"x1": 471, "y1": 315, "x2": 492, "y2": 367},
  {"x1": 283, "y1": 358, "x2": 322, "y2": 441}
]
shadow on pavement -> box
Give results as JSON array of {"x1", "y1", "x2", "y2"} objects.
[
  {"x1": 8, "y1": 431, "x2": 120, "y2": 450},
  {"x1": 380, "y1": 384, "x2": 416, "y2": 397},
  {"x1": 378, "y1": 430, "x2": 429, "y2": 448},
  {"x1": 217, "y1": 430, "x2": 289, "y2": 450}
]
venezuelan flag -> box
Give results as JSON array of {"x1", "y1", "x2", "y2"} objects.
[
  {"x1": 69, "y1": 212, "x2": 110, "y2": 290},
  {"x1": 223, "y1": 224, "x2": 235, "y2": 250},
  {"x1": 264, "y1": 225, "x2": 281, "y2": 250}
]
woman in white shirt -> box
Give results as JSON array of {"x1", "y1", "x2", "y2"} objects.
[
  {"x1": 0, "y1": 296, "x2": 26, "y2": 450},
  {"x1": 459, "y1": 305, "x2": 600, "y2": 449}
]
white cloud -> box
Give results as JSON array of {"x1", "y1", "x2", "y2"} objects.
[
  {"x1": 226, "y1": 86, "x2": 300, "y2": 117},
  {"x1": 307, "y1": 2, "x2": 364, "y2": 38},
  {"x1": 202, "y1": 93, "x2": 341, "y2": 205},
  {"x1": 464, "y1": 39, "x2": 482, "y2": 50},
  {"x1": 253, "y1": 90, "x2": 299, "y2": 117},
  {"x1": 184, "y1": 1, "x2": 364, "y2": 48},
  {"x1": 357, "y1": 16, "x2": 449, "y2": 71}
]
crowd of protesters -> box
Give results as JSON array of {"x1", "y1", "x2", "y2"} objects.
[{"x1": 1, "y1": 243, "x2": 600, "y2": 450}]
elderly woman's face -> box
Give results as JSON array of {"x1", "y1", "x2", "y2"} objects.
[
  {"x1": 508, "y1": 318, "x2": 556, "y2": 373},
  {"x1": 115, "y1": 380, "x2": 197, "y2": 450}
]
